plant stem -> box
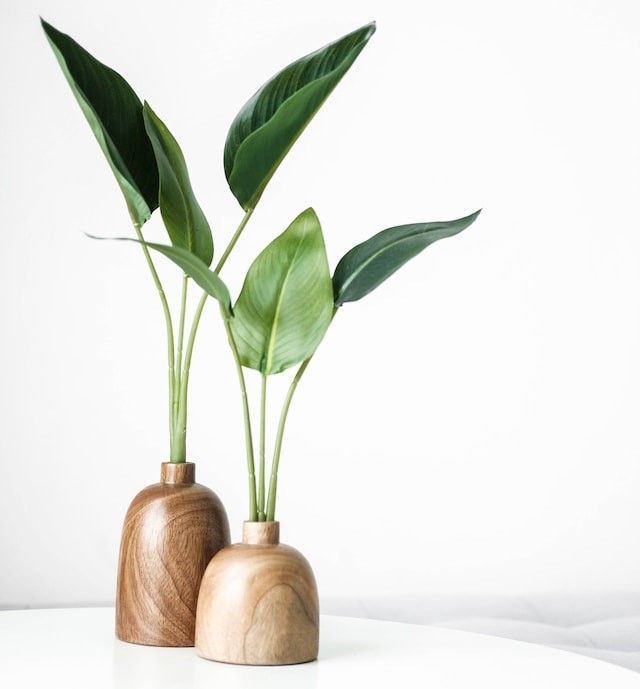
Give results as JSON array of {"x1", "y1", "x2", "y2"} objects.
[
  {"x1": 258, "y1": 373, "x2": 268, "y2": 521},
  {"x1": 213, "y1": 207, "x2": 254, "y2": 274},
  {"x1": 265, "y1": 357, "x2": 311, "y2": 521},
  {"x1": 178, "y1": 206, "x2": 254, "y2": 394},
  {"x1": 172, "y1": 287, "x2": 208, "y2": 464},
  {"x1": 222, "y1": 308, "x2": 258, "y2": 521},
  {"x1": 178, "y1": 290, "x2": 208, "y2": 404},
  {"x1": 265, "y1": 308, "x2": 338, "y2": 521},
  {"x1": 172, "y1": 274, "x2": 188, "y2": 437},
  {"x1": 163, "y1": 211, "x2": 255, "y2": 491},
  {"x1": 172, "y1": 207, "x2": 255, "y2": 459},
  {"x1": 132, "y1": 222, "x2": 176, "y2": 452}
]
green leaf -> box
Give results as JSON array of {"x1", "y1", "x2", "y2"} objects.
[
  {"x1": 86, "y1": 235, "x2": 231, "y2": 314},
  {"x1": 143, "y1": 103, "x2": 214, "y2": 266},
  {"x1": 41, "y1": 19, "x2": 158, "y2": 226},
  {"x1": 224, "y1": 22, "x2": 376, "y2": 211},
  {"x1": 141, "y1": 243, "x2": 229, "y2": 310},
  {"x1": 231, "y1": 208, "x2": 334, "y2": 374},
  {"x1": 333, "y1": 210, "x2": 481, "y2": 306}
]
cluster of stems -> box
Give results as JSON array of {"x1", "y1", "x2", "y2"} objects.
[
  {"x1": 222, "y1": 325, "x2": 313, "y2": 522},
  {"x1": 217, "y1": 217, "x2": 318, "y2": 522},
  {"x1": 134, "y1": 209, "x2": 312, "y2": 521},
  {"x1": 132, "y1": 222, "x2": 206, "y2": 463}
]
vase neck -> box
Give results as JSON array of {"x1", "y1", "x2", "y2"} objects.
[
  {"x1": 242, "y1": 521, "x2": 280, "y2": 545},
  {"x1": 161, "y1": 462, "x2": 195, "y2": 484}
]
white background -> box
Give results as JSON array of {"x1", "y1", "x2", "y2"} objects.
[{"x1": 1, "y1": 0, "x2": 640, "y2": 608}]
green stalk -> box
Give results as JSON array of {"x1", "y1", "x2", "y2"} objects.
[
  {"x1": 175, "y1": 274, "x2": 189, "y2": 392},
  {"x1": 179, "y1": 207, "x2": 255, "y2": 389},
  {"x1": 133, "y1": 222, "x2": 176, "y2": 451},
  {"x1": 170, "y1": 208, "x2": 255, "y2": 463},
  {"x1": 213, "y1": 207, "x2": 254, "y2": 274},
  {"x1": 173, "y1": 286, "x2": 205, "y2": 464},
  {"x1": 170, "y1": 274, "x2": 189, "y2": 462},
  {"x1": 222, "y1": 308, "x2": 258, "y2": 521},
  {"x1": 172, "y1": 274, "x2": 188, "y2": 423},
  {"x1": 265, "y1": 357, "x2": 311, "y2": 521},
  {"x1": 178, "y1": 291, "x2": 208, "y2": 416},
  {"x1": 265, "y1": 309, "x2": 338, "y2": 521},
  {"x1": 258, "y1": 373, "x2": 268, "y2": 521}
]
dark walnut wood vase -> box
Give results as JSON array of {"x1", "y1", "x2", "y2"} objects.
[
  {"x1": 116, "y1": 462, "x2": 230, "y2": 647},
  {"x1": 195, "y1": 521, "x2": 319, "y2": 665}
]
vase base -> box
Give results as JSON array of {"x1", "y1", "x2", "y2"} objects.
[
  {"x1": 195, "y1": 521, "x2": 319, "y2": 666},
  {"x1": 116, "y1": 463, "x2": 230, "y2": 648},
  {"x1": 196, "y1": 653, "x2": 317, "y2": 666},
  {"x1": 116, "y1": 633, "x2": 194, "y2": 649}
]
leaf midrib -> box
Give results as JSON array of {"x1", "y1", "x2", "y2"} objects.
[
  {"x1": 264, "y1": 231, "x2": 307, "y2": 373},
  {"x1": 337, "y1": 228, "x2": 432, "y2": 300}
]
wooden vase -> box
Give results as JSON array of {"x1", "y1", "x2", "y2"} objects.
[
  {"x1": 195, "y1": 521, "x2": 319, "y2": 665},
  {"x1": 116, "y1": 462, "x2": 230, "y2": 647}
]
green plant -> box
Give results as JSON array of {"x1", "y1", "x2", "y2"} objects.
[
  {"x1": 42, "y1": 19, "x2": 215, "y2": 463},
  {"x1": 43, "y1": 19, "x2": 480, "y2": 517}
]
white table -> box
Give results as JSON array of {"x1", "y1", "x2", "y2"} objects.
[{"x1": 0, "y1": 608, "x2": 637, "y2": 688}]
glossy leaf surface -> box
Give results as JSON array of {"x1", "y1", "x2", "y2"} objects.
[
  {"x1": 224, "y1": 22, "x2": 376, "y2": 211},
  {"x1": 333, "y1": 210, "x2": 481, "y2": 305},
  {"x1": 143, "y1": 104, "x2": 213, "y2": 266},
  {"x1": 231, "y1": 208, "x2": 334, "y2": 374},
  {"x1": 41, "y1": 19, "x2": 158, "y2": 226}
]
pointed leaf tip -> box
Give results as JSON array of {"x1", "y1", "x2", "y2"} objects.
[
  {"x1": 224, "y1": 22, "x2": 376, "y2": 210},
  {"x1": 41, "y1": 20, "x2": 158, "y2": 226},
  {"x1": 231, "y1": 208, "x2": 334, "y2": 374},
  {"x1": 333, "y1": 210, "x2": 480, "y2": 306}
]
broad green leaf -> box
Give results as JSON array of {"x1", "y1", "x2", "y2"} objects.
[
  {"x1": 333, "y1": 210, "x2": 481, "y2": 306},
  {"x1": 86, "y1": 235, "x2": 231, "y2": 314},
  {"x1": 231, "y1": 208, "x2": 334, "y2": 374},
  {"x1": 41, "y1": 19, "x2": 158, "y2": 226},
  {"x1": 143, "y1": 104, "x2": 214, "y2": 266},
  {"x1": 224, "y1": 22, "x2": 376, "y2": 211}
]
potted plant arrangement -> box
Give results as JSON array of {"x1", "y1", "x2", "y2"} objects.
[
  {"x1": 41, "y1": 20, "x2": 231, "y2": 647},
  {"x1": 42, "y1": 17, "x2": 480, "y2": 663}
]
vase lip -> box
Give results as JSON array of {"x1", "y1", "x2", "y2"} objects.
[
  {"x1": 242, "y1": 520, "x2": 280, "y2": 545},
  {"x1": 161, "y1": 461, "x2": 195, "y2": 484}
]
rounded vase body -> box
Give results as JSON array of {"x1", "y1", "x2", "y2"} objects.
[
  {"x1": 195, "y1": 521, "x2": 319, "y2": 665},
  {"x1": 116, "y1": 462, "x2": 230, "y2": 647}
]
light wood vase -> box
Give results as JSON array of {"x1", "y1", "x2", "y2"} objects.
[
  {"x1": 116, "y1": 462, "x2": 230, "y2": 647},
  {"x1": 195, "y1": 521, "x2": 319, "y2": 665}
]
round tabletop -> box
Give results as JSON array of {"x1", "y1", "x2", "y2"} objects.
[{"x1": 0, "y1": 608, "x2": 636, "y2": 688}]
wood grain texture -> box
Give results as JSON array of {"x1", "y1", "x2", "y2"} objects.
[
  {"x1": 116, "y1": 462, "x2": 230, "y2": 647},
  {"x1": 195, "y1": 521, "x2": 319, "y2": 665}
]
